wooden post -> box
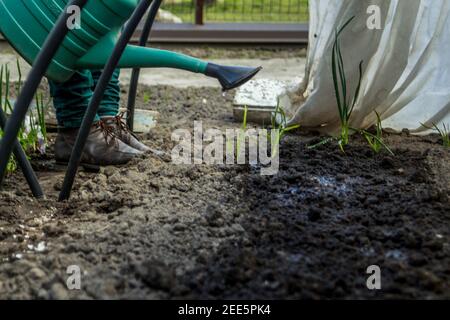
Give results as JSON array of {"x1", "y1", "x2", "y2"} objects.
[{"x1": 195, "y1": 0, "x2": 204, "y2": 25}]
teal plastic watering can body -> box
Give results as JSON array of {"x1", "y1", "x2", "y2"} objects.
[{"x1": 0, "y1": 0, "x2": 260, "y2": 88}]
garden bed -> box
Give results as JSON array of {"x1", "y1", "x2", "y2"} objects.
[{"x1": 0, "y1": 85, "x2": 449, "y2": 299}]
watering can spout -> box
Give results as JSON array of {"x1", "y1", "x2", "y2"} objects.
[{"x1": 205, "y1": 64, "x2": 263, "y2": 91}]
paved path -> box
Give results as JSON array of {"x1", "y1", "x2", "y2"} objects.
[{"x1": 120, "y1": 57, "x2": 305, "y2": 88}]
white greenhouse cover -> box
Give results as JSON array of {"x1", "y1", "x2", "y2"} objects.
[{"x1": 286, "y1": 0, "x2": 450, "y2": 134}]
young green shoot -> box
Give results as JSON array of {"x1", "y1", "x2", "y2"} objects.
[
  {"x1": 360, "y1": 111, "x2": 394, "y2": 155},
  {"x1": 236, "y1": 106, "x2": 248, "y2": 155},
  {"x1": 35, "y1": 92, "x2": 49, "y2": 153},
  {"x1": 307, "y1": 17, "x2": 393, "y2": 155},
  {"x1": 307, "y1": 16, "x2": 363, "y2": 153},
  {"x1": 0, "y1": 62, "x2": 49, "y2": 174},
  {"x1": 143, "y1": 91, "x2": 151, "y2": 104},
  {"x1": 271, "y1": 101, "x2": 300, "y2": 157},
  {"x1": 422, "y1": 122, "x2": 450, "y2": 147},
  {"x1": 234, "y1": 103, "x2": 299, "y2": 160},
  {"x1": 332, "y1": 16, "x2": 363, "y2": 152},
  {"x1": 0, "y1": 64, "x2": 17, "y2": 173}
]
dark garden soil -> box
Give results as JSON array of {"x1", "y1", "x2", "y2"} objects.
[{"x1": 0, "y1": 85, "x2": 449, "y2": 299}]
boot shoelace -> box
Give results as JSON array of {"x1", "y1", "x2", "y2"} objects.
[
  {"x1": 95, "y1": 121, "x2": 119, "y2": 147},
  {"x1": 114, "y1": 112, "x2": 138, "y2": 139}
]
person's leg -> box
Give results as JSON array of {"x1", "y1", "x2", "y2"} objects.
[
  {"x1": 91, "y1": 69, "x2": 121, "y2": 118},
  {"x1": 49, "y1": 70, "x2": 100, "y2": 128}
]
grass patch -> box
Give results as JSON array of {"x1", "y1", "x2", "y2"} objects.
[{"x1": 162, "y1": 0, "x2": 309, "y2": 23}]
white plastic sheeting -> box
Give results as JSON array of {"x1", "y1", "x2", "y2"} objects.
[{"x1": 286, "y1": 0, "x2": 450, "y2": 134}]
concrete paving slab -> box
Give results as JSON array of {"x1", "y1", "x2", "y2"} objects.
[
  {"x1": 232, "y1": 78, "x2": 302, "y2": 123},
  {"x1": 234, "y1": 78, "x2": 301, "y2": 108}
]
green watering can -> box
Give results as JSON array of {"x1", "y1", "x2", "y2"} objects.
[{"x1": 0, "y1": 0, "x2": 261, "y2": 89}]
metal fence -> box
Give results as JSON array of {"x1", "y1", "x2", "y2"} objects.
[{"x1": 161, "y1": 0, "x2": 309, "y2": 24}]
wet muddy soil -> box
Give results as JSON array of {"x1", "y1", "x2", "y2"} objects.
[{"x1": 0, "y1": 85, "x2": 449, "y2": 299}]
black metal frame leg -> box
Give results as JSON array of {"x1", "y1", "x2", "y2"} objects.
[
  {"x1": 0, "y1": 108, "x2": 43, "y2": 198},
  {"x1": 127, "y1": 0, "x2": 163, "y2": 131},
  {"x1": 0, "y1": 0, "x2": 89, "y2": 194},
  {"x1": 58, "y1": 0, "x2": 155, "y2": 201}
]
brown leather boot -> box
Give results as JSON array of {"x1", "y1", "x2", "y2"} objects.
[
  {"x1": 101, "y1": 114, "x2": 152, "y2": 153},
  {"x1": 55, "y1": 122, "x2": 143, "y2": 168}
]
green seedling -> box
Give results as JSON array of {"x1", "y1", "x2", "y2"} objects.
[
  {"x1": 143, "y1": 91, "x2": 151, "y2": 104},
  {"x1": 308, "y1": 17, "x2": 393, "y2": 156},
  {"x1": 236, "y1": 105, "x2": 248, "y2": 155},
  {"x1": 15, "y1": 59, "x2": 22, "y2": 95},
  {"x1": 332, "y1": 16, "x2": 363, "y2": 152},
  {"x1": 0, "y1": 64, "x2": 17, "y2": 173},
  {"x1": 35, "y1": 92, "x2": 49, "y2": 153},
  {"x1": 422, "y1": 122, "x2": 450, "y2": 147},
  {"x1": 271, "y1": 101, "x2": 300, "y2": 157},
  {"x1": 232, "y1": 103, "x2": 299, "y2": 161},
  {"x1": 0, "y1": 129, "x2": 18, "y2": 173},
  {"x1": 360, "y1": 112, "x2": 394, "y2": 156},
  {"x1": 225, "y1": 106, "x2": 249, "y2": 158},
  {"x1": 0, "y1": 62, "x2": 49, "y2": 174},
  {"x1": 307, "y1": 16, "x2": 362, "y2": 153}
]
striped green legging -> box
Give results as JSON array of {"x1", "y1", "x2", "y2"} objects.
[{"x1": 49, "y1": 69, "x2": 121, "y2": 128}]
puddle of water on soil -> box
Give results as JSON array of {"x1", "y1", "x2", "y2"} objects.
[
  {"x1": 277, "y1": 251, "x2": 312, "y2": 264},
  {"x1": 385, "y1": 249, "x2": 408, "y2": 262},
  {"x1": 277, "y1": 175, "x2": 362, "y2": 205},
  {"x1": 360, "y1": 247, "x2": 376, "y2": 257},
  {"x1": 287, "y1": 253, "x2": 311, "y2": 264}
]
